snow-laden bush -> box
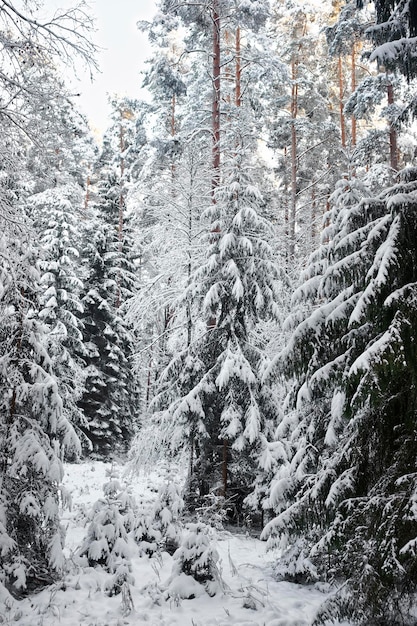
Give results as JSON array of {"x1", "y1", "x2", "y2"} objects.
[
  {"x1": 132, "y1": 497, "x2": 159, "y2": 556},
  {"x1": 166, "y1": 522, "x2": 221, "y2": 598},
  {"x1": 152, "y1": 480, "x2": 184, "y2": 554},
  {"x1": 195, "y1": 493, "x2": 232, "y2": 530},
  {"x1": 133, "y1": 479, "x2": 184, "y2": 556},
  {"x1": 78, "y1": 469, "x2": 135, "y2": 598}
]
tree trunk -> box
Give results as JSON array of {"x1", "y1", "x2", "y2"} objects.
[
  {"x1": 387, "y1": 80, "x2": 398, "y2": 171},
  {"x1": 338, "y1": 55, "x2": 346, "y2": 148},
  {"x1": 208, "y1": 0, "x2": 221, "y2": 328},
  {"x1": 171, "y1": 93, "x2": 176, "y2": 137},
  {"x1": 212, "y1": 0, "x2": 221, "y2": 200},
  {"x1": 289, "y1": 55, "x2": 298, "y2": 261},
  {"x1": 145, "y1": 354, "x2": 153, "y2": 409},
  {"x1": 235, "y1": 26, "x2": 241, "y2": 108},
  {"x1": 170, "y1": 93, "x2": 177, "y2": 182},
  {"x1": 311, "y1": 184, "x2": 317, "y2": 254},
  {"x1": 351, "y1": 43, "x2": 357, "y2": 147},
  {"x1": 222, "y1": 439, "x2": 228, "y2": 498}
]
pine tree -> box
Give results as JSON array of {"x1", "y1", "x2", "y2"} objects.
[
  {"x1": 268, "y1": 0, "x2": 343, "y2": 270},
  {"x1": 325, "y1": 0, "x2": 372, "y2": 151}
]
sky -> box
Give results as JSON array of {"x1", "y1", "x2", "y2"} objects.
[{"x1": 68, "y1": 1, "x2": 157, "y2": 134}]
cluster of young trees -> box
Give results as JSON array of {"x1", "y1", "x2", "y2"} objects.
[{"x1": 1, "y1": 0, "x2": 417, "y2": 623}]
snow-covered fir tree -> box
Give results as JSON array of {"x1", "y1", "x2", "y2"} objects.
[
  {"x1": 0, "y1": 235, "x2": 79, "y2": 596},
  {"x1": 0, "y1": 2, "x2": 97, "y2": 595},
  {"x1": 94, "y1": 96, "x2": 142, "y2": 308},
  {"x1": 75, "y1": 98, "x2": 142, "y2": 456},
  {"x1": 167, "y1": 522, "x2": 221, "y2": 598},
  {"x1": 77, "y1": 214, "x2": 139, "y2": 457},
  {"x1": 154, "y1": 118, "x2": 280, "y2": 516},
  {"x1": 263, "y1": 165, "x2": 417, "y2": 624},
  {"x1": 132, "y1": 478, "x2": 184, "y2": 556},
  {"x1": 79, "y1": 466, "x2": 136, "y2": 598},
  {"x1": 29, "y1": 185, "x2": 89, "y2": 451},
  {"x1": 149, "y1": 479, "x2": 184, "y2": 554}
]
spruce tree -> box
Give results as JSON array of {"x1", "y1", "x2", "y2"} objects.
[
  {"x1": 0, "y1": 0, "x2": 96, "y2": 597},
  {"x1": 156, "y1": 121, "x2": 280, "y2": 515},
  {"x1": 77, "y1": 214, "x2": 139, "y2": 457},
  {"x1": 77, "y1": 99, "x2": 141, "y2": 456},
  {"x1": 261, "y1": 3, "x2": 417, "y2": 621},
  {"x1": 0, "y1": 236, "x2": 79, "y2": 596},
  {"x1": 79, "y1": 466, "x2": 136, "y2": 599},
  {"x1": 30, "y1": 185, "x2": 88, "y2": 451},
  {"x1": 263, "y1": 168, "x2": 417, "y2": 624},
  {"x1": 168, "y1": 522, "x2": 220, "y2": 597}
]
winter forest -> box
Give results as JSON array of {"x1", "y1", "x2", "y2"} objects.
[{"x1": 2, "y1": 0, "x2": 417, "y2": 624}]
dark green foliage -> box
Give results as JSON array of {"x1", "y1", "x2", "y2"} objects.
[
  {"x1": 363, "y1": 0, "x2": 417, "y2": 80},
  {"x1": 263, "y1": 170, "x2": 417, "y2": 625},
  {"x1": 77, "y1": 98, "x2": 142, "y2": 457},
  {"x1": 77, "y1": 218, "x2": 139, "y2": 456}
]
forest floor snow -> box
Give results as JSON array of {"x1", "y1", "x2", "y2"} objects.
[{"x1": 0, "y1": 460, "x2": 351, "y2": 626}]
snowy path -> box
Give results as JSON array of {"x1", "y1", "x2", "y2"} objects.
[{"x1": 0, "y1": 461, "x2": 350, "y2": 626}]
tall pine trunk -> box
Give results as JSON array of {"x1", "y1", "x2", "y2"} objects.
[
  {"x1": 289, "y1": 54, "x2": 298, "y2": 261},
  {"x1": 387, "y1": 79, "x2": 398, "y2": 171},
  {"x1": 337, "y1": 54, "x2": 346, "y2": 148},
  {"x1": 212, "y1": 0, "x2": 221, "y2": 200},
  {"x1": 351, "y1": 42, "x2": 357, "y2": 146},
  {"x1": 338, "y1": 55, "x2": 346, "y2": 148}
]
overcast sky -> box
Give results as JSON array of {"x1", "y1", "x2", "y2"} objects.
[{"x1": 70, "y1": 1, "x2": 157, "y2": 134}]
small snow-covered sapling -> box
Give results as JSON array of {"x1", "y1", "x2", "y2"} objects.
[
  {"x1": 78, "y1": 466, "x2": 135, "y2": 598},
  {"x1": 167, "y1": 522, "x2": 222, "y2": 598}
]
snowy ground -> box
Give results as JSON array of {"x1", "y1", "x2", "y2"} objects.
[{"x1": 0, "y1": 461, "x2": 352, "y2": 626}]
